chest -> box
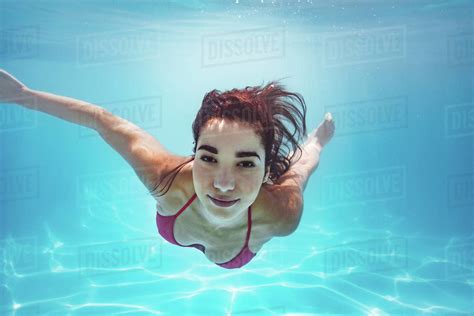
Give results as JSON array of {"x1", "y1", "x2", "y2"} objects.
[{"x1": 169, "y1": 202, "x2": 273, "y2": 265}]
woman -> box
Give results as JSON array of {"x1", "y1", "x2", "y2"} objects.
[{"x1": 0, "y1": 69, "x2": 335, "y2": 269}]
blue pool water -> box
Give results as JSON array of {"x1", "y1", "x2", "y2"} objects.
[{"x1": 1, "y1": 1, "x2": 473, "y2": 315}]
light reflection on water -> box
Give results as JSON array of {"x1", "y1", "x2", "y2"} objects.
[{"x1": 0, "y1": 0, "x2": 473, "y2": 315}]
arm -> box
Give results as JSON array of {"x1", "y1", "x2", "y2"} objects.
[
  {"x1": 276, "y1": 129, "x2": 322, "y2": 194},
  {"x1": 279, "y1": 111, "x2": 335, "y2": 193},
  {"x1": 270, "y1": 124, "x2": 331, "y2": 236},
  {"x1": 1, "y1": 69, "x2": 180, "y2": 198},
  {"x1": 24, "y1": 88, "x2": 181, "y2": 197},
  {"x1": 1, "y1": 69, "x2": 103, "y2": 130},
  {"x1": 268, "y1": 134, "x2": 320, "y2": 237},
  {"x1": 20, "y1": 88, "x2": 105, "y2": 130},
  {"x1": 96, "y1": 108, "x2": 184, "y2": 198},
  {"x1": 287, "y1": 130, "x2": 323, "y2": 192}
]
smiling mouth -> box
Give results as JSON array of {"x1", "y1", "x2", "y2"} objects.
[{"x1": 207, "y1": 195, "x2": 239, "y2": 207}]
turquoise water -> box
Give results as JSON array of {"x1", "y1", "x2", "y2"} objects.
[{"x1": 1, "y1": 0, "x2": 473, "y2": 315}]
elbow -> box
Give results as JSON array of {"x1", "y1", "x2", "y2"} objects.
[{"x1": 275, "y1": 194, "x2": 303, "y2": 237}]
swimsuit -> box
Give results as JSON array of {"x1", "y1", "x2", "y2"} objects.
[{"x1": 155, "y1": 193, "x2": 257, "y2": 269}]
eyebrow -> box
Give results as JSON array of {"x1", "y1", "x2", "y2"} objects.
[{"x1": 197, "y1": 144, "x2": 261, "y2": 160}]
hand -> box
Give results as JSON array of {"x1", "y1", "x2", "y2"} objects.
[{"x1": 0, "y1": 69, "x2": 28, "y2": 103}]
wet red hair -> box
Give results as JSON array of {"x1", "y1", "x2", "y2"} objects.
[{"x1": 152, "y1": 80, "x2": 307, "y2": 197}]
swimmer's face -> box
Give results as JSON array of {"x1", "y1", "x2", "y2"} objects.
[{"x1": 193, "y1": 119, "x2": 268, "y2": 219}]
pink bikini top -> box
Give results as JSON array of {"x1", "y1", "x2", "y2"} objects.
[{"x1": 155, "y1": 193, "x2": 256, "y2": 269}]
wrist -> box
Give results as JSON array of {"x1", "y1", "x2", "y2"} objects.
[{"x1": 16, "y1": 87, "x2": 36, "y2": 108}]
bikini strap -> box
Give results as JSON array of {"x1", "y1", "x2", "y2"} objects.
[
  {"x1": 245, "y1": 205, "x2": 252, "y2": 244},
  {"x1": 175, "y1": 193, "x2": 197, "y2": 217}
]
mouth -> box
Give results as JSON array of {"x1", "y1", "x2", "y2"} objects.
[{"x1": 207, "y1": 195, "x2": 239, "y2": 208}]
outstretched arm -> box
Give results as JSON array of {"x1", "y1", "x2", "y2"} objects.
[
  {"x1": 0, "y1": 69, "x2": 180, "y2": 198},
  {"x1": 270, "y1": 113, "x2": 335, "y2": 236},
  {"x1": 279, "y1": 112, "x2": 335, "y2": 193},
  {"x1": 0, "y1": 69, "x2": 105, "y2": 130}
]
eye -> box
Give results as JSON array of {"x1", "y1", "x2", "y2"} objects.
[
  {"x1": 238, "y1": 161, "x2": 256, "y2": 168},
  {"x1": 200, "y1": 156, "x2": 255, "y2": 168},
  {"x1": 200, "y1": 155, "x2": 216, "y2": 163}
]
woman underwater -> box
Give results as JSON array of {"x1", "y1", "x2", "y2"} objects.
[{"x1": 0, "y1": 69, "x2": 335, "y2": 269}]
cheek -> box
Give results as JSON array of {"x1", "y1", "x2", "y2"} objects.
[
  {"x1": 193, "y1": 166, "x2": 208, "y2": 185},
  {"x1": 238, "y1": 173, "x2": 263, "y2": 190}
]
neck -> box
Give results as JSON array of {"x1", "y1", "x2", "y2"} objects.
[{"x1": 198, "y1": 205, "x2": 248, "y2": 231}]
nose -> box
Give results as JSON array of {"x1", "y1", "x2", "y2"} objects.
[{"x1": 213, "y1": 169, "x2": 235, "y2": 192}]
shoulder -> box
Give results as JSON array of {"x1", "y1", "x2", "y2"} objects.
[
  {"x1": 153, "y1": 156, "x2": 195, "y2": 215},
  {"x1": 258, "y1": 182, "x2": 304, "y2": 237}
]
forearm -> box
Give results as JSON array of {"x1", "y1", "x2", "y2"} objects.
[
  {"x1": 17, "y1": 88, "x2": 105, "y2": 131},
  {"x1": 299, "y1": 130, "x2": 322, "y2": 172},
  {"x1": 289, "y1": 131, "x2": 322, "y2": 192}
]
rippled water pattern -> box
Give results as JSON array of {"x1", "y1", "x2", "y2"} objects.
[{"x1": 0, "y1": 0, "x2": 473, "y2": 315}]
